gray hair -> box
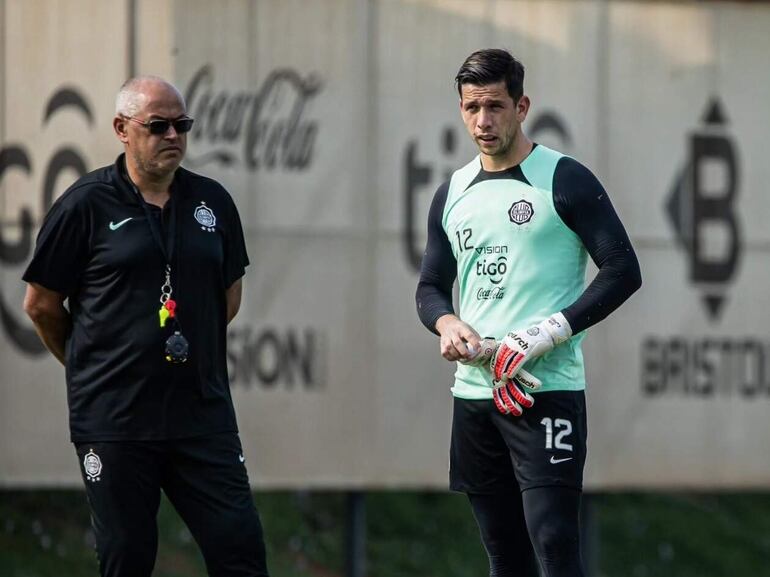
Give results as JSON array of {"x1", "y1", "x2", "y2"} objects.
[{"x1": 115, "y1": 75, "x2": 184, "y2": 117}]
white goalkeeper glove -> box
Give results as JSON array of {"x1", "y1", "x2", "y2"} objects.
[
  {"x1": 458, "y1": 338, "x2": 498, "y2": 368},
  {"x1": 459, "y1": 337, "x2": 543, "y2": 416},
  {"x1": 492, "y1": 369, "x2": 542, "y2": 416},
  {"x1": 490, "y1": 312, "x2": 572, "y2": 382}
]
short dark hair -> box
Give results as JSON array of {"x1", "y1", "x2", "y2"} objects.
[{"x1": 455, "y1": 49, "x2": 525, "y2": 101}]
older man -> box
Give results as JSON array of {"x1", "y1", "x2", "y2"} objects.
[{"x1": 23, "y1": 76, "x2": 268, "y2": 577}]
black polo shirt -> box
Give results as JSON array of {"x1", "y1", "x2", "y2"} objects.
[{"x1": 24, "y1": 154, "x2": 249, "y2": 442}]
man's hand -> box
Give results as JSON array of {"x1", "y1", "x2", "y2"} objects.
[
  {"x1": 492, "y1": 368, "x2": 542, "y2": 416},
  {"x1": 458, "y1": 337, "x2": 498, "y2": 368},
  {"x1": 490, "y1": 312, "x2": 572, "y2": 382},
  {"x1": 435, "y1": 314, "x2": 482, "y2": 363}
]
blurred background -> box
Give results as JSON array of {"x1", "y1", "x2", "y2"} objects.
[{"x1": 2, "y1": 1, "x2": 770, "y2": 575}]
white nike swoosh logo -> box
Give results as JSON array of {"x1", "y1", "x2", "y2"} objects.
[
  {"x1": 109, "y1": 217, "x2": 133, "y2": 230},
  {"x1": 550, "y1": 456, "x2": 573, "y2": 464},
  {"x1": 238, "y1": 454, "x2": 245, "y2": 463}
]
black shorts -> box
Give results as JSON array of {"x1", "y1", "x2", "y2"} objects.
[{"x1": 450, "y1": 391, "x2": 587, "y2": 493}]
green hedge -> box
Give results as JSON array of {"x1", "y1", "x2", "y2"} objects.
[{"x1": 2, "y1": 491, "x2": 770, "y2": 577}]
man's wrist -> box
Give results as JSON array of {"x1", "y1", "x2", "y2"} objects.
[
  {"x1": 434, "y1": 314, "x2": 458, "y2": 335},
  {"x1": 540, "y1": 312, "x2": 572, "y2": 345}
]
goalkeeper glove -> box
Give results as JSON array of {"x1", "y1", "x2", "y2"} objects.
[
  {"x1": 458, "y1": 338, "x2": 498, "y2": 368},
  {"x1": 490, "y1": 313, "x2": 572, "y2": 382},
  {"x1": 492, "y1": 369, "x2": 542, "y2": 416}
]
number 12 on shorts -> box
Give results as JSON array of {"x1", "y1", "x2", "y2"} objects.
[{"x1": 541, "y1": 417, "x2": 573, "y2": 451}]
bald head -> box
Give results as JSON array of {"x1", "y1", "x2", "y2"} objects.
[{"x1": 115, "y1": 76, "x2": 185, "y2": 118}]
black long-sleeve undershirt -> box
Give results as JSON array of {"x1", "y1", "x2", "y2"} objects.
[
  {"x1": 415, "y1": 181, "x2": 455, "y2": 334},
  {"x1": 555, "y1": 157, "x2": 642, "y2": 334},
  {"x1": 415, "y1": 154, "x2": 641, "y2": 336}
]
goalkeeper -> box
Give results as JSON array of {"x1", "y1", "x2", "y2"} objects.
[{"x1": 416, "y1": 49, "x2": 641, "y2": 577}]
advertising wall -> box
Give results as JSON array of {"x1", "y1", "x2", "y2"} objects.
[{"x1": 2, "y1": 0, "x2": 769, "y2": 488}]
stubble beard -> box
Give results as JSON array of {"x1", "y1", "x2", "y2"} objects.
[
  {"x1": 130, "y1": 147, "x2": 181, "y2": 181},
  {"x1": 478, "y1": 131, "x2": 514, "y2": 160}
]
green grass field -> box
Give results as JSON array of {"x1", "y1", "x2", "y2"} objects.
[{"x1": 2, "y1": 491, "x2": 770, "y2": 576}]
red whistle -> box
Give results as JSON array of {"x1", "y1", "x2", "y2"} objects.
[{"x1": 164, "y1": 299, "x2": 177, "y2": 318}]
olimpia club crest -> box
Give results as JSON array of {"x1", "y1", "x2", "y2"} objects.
[
  {"x1": 509, "y1": 199, "x2": 534, "y2": 225},
  {"x1": 83, "y1": 449, "x2": 102, "y2": 482},
  {"x1": 194, "y1": 201, "x2": 216, "y2": 232}
]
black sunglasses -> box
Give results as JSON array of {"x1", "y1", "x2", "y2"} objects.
[{"x1": 125, "y1": 115, "x2": 195, "y2": 135}]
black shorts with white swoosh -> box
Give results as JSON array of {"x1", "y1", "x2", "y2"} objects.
[{"x1": 450, "y1": 391, "x2": 587, "y2": 493}]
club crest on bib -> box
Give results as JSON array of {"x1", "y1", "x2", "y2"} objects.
[
  {"x1": 509, "y1": 199, "x2": 534, "y2": 225},
  {"x1": 83, "y1": 449, "x2": 102, "y2": 482},
  {"x1": 194, "y1": 201, "x2": 216, "y2": 232}
]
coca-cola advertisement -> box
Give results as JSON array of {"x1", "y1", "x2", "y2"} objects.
[{"x1": 184, "y1": 65, "x2": 322, "y2": 172}]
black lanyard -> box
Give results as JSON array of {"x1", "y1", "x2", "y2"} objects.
[
  {"x1": 134, "y1": 184, "x2": 178, "y2": 266},
  {"x1": 120, "y1": 157, "x2": 179, "y2": 265},
  {"x1": 123, "y1": 169, "x2": 182, "y2": 312},
  {"x1": 123, "y1": 168, "x2": 189, "y2": 363}
]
